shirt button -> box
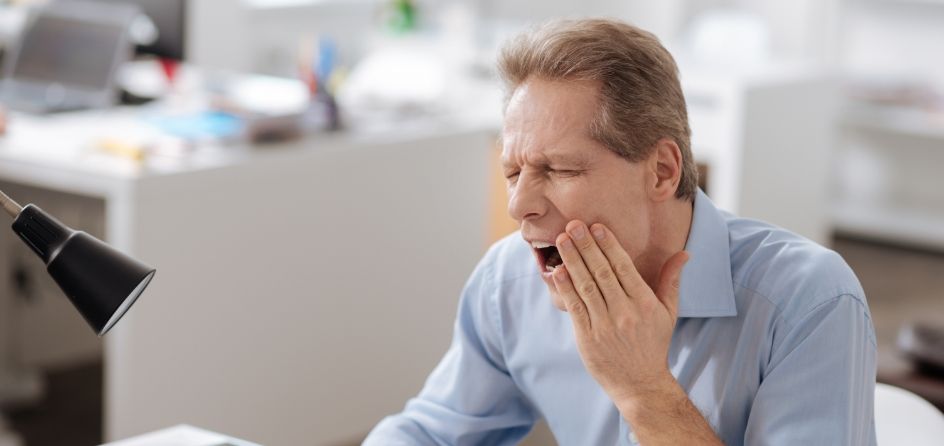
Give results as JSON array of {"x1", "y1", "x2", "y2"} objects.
[{"x1": 629, "y1": 431, "x2": 639, "y2": 444}]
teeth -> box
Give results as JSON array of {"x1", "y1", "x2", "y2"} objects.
[
  {"x1": 531, "y1": 241, "x2": 553, "y2": 249},
  {"x1": 545, "y1": 264, "x2": 560, "y2": 273}
]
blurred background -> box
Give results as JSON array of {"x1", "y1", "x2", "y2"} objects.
[{"x1": 0, "y1": 0, "x2": 941, "y2": 444}]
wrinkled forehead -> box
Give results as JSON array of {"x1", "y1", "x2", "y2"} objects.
[
  {"x1": 499, "y1": 143, "x2": 594, "y2": 170},
  {"x1": 503, "y1": 79, "x2": 600, "y2": 128},
  {"x1": 500, "y1": 79, "x2": 603, "y2": 167}
]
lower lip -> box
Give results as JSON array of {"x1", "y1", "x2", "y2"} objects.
[{"x1": 536, "y1": 259, "x2": 555, "y2": 281}]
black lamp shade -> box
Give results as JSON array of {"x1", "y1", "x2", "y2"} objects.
[{"x1": 12, "y1": 204, "x2": 156, "y2": 336}]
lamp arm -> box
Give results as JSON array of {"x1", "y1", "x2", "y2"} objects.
[{"x1": 0, "y1": 188, "x2": 23, "y2": 218}]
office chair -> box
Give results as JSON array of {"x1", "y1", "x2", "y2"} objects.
[{"x1": 875, "y1": 383, "x2": 944, "y2": 445}]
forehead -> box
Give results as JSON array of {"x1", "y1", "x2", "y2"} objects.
[{"x1": 501, "y1": 78, "x2": 603, "y2": 165}]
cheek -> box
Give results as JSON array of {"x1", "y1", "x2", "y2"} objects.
[
  {"x1": 546, "y1": 183, "x2": 601, "y2": 223},
  {"x1": 578, "y1": 203, "x2": 651, "y2": 263},
  {"x1": 607, "y1": 216, "x2": 650, "y2": 258}
]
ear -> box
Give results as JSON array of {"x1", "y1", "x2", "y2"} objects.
[{"x1": 646, "y1": 138, "x2": 683, "y2": 202}]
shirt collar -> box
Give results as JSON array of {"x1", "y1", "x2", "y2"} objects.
[{"x1": 677, "y1": 189, "x2": 738, "y2": 318}]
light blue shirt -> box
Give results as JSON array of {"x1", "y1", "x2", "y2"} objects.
[{"x1": 364, "y1": 190, "x2": 877, "y2": 445}]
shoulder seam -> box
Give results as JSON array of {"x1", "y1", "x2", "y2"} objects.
[
  {"x1": 733, "y1": 281, "x2": 786, "y2": 328},
  {"x1": 795, "y1": 293, "x2": 877, "y2": 348},
  {"x1": 733, "y1": 282, "x2": 875, "y2": 346}
]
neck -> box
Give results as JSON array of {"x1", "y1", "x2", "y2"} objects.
[{"x1": 637, "y1": 198, "x2": 695, "y2": 288}]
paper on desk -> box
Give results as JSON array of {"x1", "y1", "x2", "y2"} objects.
[{"x1": 101, "y1": 424, "x2": 261, "y2": 446}]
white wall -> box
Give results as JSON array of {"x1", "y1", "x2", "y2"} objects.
[
  {"x1": 478, "y1": 0, "x2": 686, "y2": 38},
  {"x1": 840, "y1": 0, "x2": 944, "y2": 86},
  {"x1": 721, "y1": 0, "x2": 839, "y2": 62},
  {"x1": 186, "y1": 0, "x2": 699, "y2": 77},
  {"x1": 188, "y1": 0, "x2": 388, "y2": 76},
  {"x1": 187, "y1": 0, "x2": 944, "y2": 83},
  {"x1": 186, "y1": 0, "x2": 252, "y2": 72}
]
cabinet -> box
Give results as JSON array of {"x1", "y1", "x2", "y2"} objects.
[
  {"x1": 682, "y1": 65, "x2": 838, "y2": 246},
  {"x1": 836, "y1": 102, "x2": 944, "y2": 249},
  {"x1": 0, "y1": 108, "x2": 496, "y2": 445}
]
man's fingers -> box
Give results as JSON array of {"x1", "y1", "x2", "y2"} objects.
[
  {"x1": 655, "y1": 251, "x2": 690, "y2": 317},
  {"x1": 552, "y1": 265, "x2": 590, "y2": 331},
  {"x1": 565, "y1": 220, "x2": 629, "y2": 310},
  {"x1": 557, "y1": 233, "x2": 608, "y2": 322},
  {"x1": 588, "y1": 223, "x2": 648, "y2": 299}
]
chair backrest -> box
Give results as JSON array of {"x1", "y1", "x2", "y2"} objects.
[{"x1": 875, "y1": 383, "x2": 944, "y2": 446}]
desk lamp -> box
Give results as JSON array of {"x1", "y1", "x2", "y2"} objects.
[{"x1": 0, "y1": 188, "x2": 155, "y2": 336}]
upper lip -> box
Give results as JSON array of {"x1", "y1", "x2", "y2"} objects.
[{"x1": 524, "y1": 236, "x2": 559, "y2": 247}]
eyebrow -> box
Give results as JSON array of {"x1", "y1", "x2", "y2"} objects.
[{"x1": 501, "y1": 151, "x2": 592, "y2": 170}]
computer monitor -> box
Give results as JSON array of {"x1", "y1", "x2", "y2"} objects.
[
  {"x1": 13, "y1": 13, "x2": 126, "y2": 90},
  {"x1": 61, "y1": 0, "x2": 186, "y2": 60},
  {"x1": 0, "y1": 1, "x2": 137, "y2": 113}
]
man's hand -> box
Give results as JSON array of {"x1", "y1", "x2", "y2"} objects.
[
  {"x1": 552, "y1": 220, "x2": 687, "y2": 407},
  {"x1": 552, "y1": 220, "x2": 720, "y2": 445}
]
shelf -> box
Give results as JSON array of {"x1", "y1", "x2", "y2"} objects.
[
  {"x1": 833, "y1": 201, "x2": 944, "y2": 250},
  {"x1": 842, "y1": 102, "x2": 944, "y2": 141}
]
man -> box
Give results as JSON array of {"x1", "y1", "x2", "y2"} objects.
[{"x1": 364, "y1": 19, "x2": 876, "y2": 445}]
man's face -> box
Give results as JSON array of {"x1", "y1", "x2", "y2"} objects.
[{"x1": 501, "y1": 78, "x2": 655, "y2": 311}]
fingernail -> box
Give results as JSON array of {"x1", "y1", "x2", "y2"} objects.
[
  {"x1": 556, "y1": 266, "x2": 569, "y2": 280},
  {"x1": 591, "y1": 225, "x2": 605, "y2": 240},
  {"x1": 570, "y1": 225, "x2": 586, "y2": 240},
  {"x1": 559, "y1": 237, "x2": 573, "y2": 250}
]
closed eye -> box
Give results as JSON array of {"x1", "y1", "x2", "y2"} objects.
[
  {"x1": 503, "y1": 167, "x2": 582, "y2": 184},
  {"x1": 549, "y1": 169, "x2": 582, "y2": 178}
]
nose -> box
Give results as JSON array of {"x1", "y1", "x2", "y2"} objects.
[{"x1": 507, "y1": 173, "x2": 546, "y2": 223}]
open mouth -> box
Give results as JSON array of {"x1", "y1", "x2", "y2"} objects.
[{"x1": 533, "y1": 242, "x2": 564, "y2": 273}]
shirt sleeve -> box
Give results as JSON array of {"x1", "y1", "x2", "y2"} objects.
[
  {"x1": 362, "y1": 259, "x2": 538, "y2": 446},
  {"x1": 744, "y1": 294, "x2": 877, "y2": 446}
]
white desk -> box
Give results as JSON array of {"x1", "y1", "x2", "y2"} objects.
[
  {"x1": 0, "y1": 105, "x2": 498, "y2": 445},
  {"x1": 102, "y1": 424, "x2": 261, "y2": 446}
]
